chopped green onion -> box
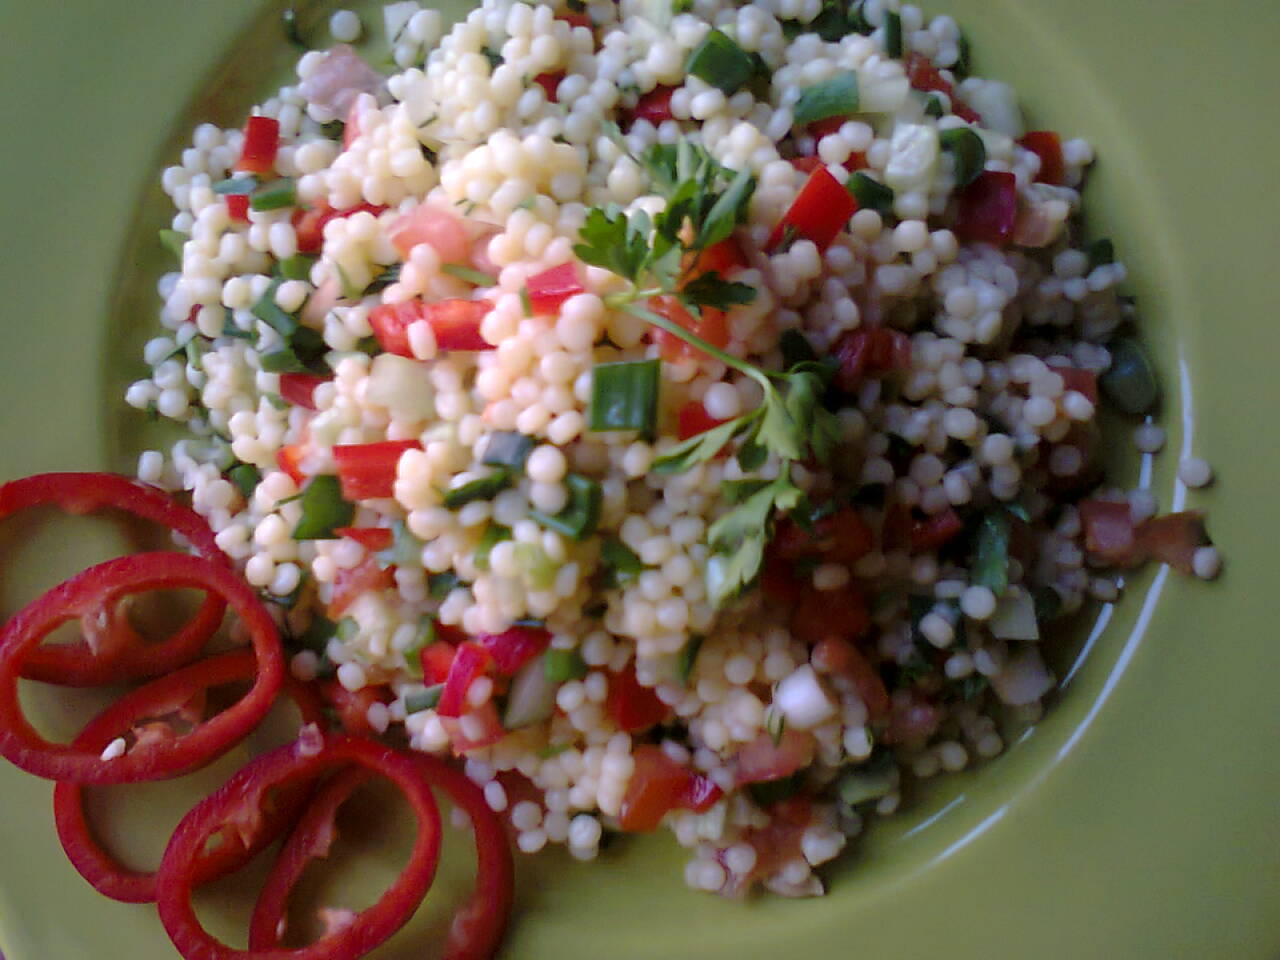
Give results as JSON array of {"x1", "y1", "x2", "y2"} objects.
[
  {"x1": 427, "y1": 571, "x2": 461, "y2": 600},
  {"x1": 779, "y1": 329, "x2": 817, "y2": 368},
  {"x1": 474, "y1": 523, "x2": 513, "y2": 571},
  {"x1": 883, "y1": 10, "x2": 903, "y2": 57},
  {"x1": 677, "y1": 634, "x2": 704, "y2": 685},
  {"x1": 1033, "y1": 586, "x2": 1063, "y2": 622},
  {"x1": 405, "y1": 685, "x2": 444, "y2": 714},
  {"x1": 259, "y1": 346, "x2": 312, "y2": 374},
  {"x1": 402, "y1": 617, "x2": 436, "y2": 677},
  {"x1": 512, "y1": 542, "x2": 557, "y2": 590},
  {"x1": 954, "y1": 32, "x2": 971, "y2": 77},
  {"x1": 355, "y1": 335, "x2": 381, "y2": 355},
  {"x1": 921, "y1": 92, "x2": 945, "y2": 118},
  {"x1": 847, "y1": 172, "x2": 895, "y2": 216},
  {"x1": 334, "y1": 263, "x2": 365, "y2": 300},
  {"x1": 792, "y1": 71, "x2": 860, "y2": 126},
  {"x1": 958, "y1": 674, "x2": 987, "y2": 701},
  {"x1": 600, "y1": 536, "x2": 644, "y2": 587},
  {"x1": 290, "y1": 614, "x2": 335, "y2": 654},
  {"x1": 377, "y1": 520, "x2": 423, "y2": 569},
  {"x1": 335, "y1": 617, "x2": 360, "y2": 643},
  {"x1": 213, "y1": 175, "x2": 258, "y2": 195},
  {"x1": 482, "y1": 431, "x2": 535, "y2": 471},
  {"x1": 250, "y1": 279, "x2": 298, "y2": 337},
  {"x1": 837, "y1": 752, "x2": 895, "y2": 806},
  {"x1": 972, "y1": 510, "x2": 1011, "y2": 596},
  {"x1": 747, "y1": 772, "x2": 804, "y2": 808},
  {"x1": 277, "y1": 253, "x2": 317, "y2": 282},
  {"x1": 366, "y1": 263, "x2": 402, "y2": 294},
  {"x1": 291, "y1": 475, "x2": 355, "y2": 540},
  {"x1": 544, "y1": 648, "x2": 588, "y2": 682},
  {"x1": 530, "y1": 473, "x2": 601, "y2": 541},
  {"x1": 686, "y1": 28, "x2": 756, "y2": 95},
  {"x1": 251, "y1": 182, "x2": 296, "y2": 214},
  {"x1": 481, "y1": 46, "x2": 503, "y2": 69},
  {"x1": 1099, "y1": 338, "x2": 1160, "y2": 414},
  {"x1": 518, "y1": 286, "x2": 533, "y2": 317},
  {"x1": 588, "y1": 360, "x2": 660, "y2": 433},
  {"x1": 538, "y1": 742, "x2": 572, "y2": 758},
  {"x1": 221, "y1": 308, "x2": 254, "y2": 340},
  {"x1": 940, "y1": 127, "x2": 987, "y2": 188},
  {"x1": 1086, "y1": 237, "x2": 1115, "y2": 270},
  {"x1": 442, "y1": 469, "x2": 513, "y2": 509},
  {"x1": 227, "y1": 462, "x2": 261, "y2": 498},
  {"x1": 159, "y1": 229, "x2": 187, "y2": 259},
  {"x1": 442, "y1": 263, "x2": 498, "y2": 286}
]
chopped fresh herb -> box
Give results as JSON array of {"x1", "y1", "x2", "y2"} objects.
[
  {"x1": 779, "y1": 329, "x2": 817, "y2": 368},
  {"x1": 679, "y1": 271, "x2": 756, "y2": 310},
  {"x1": 250, "y1": 179, "x2": 296, "y2": 212},
  {"x1": 954, "y1": 32, "x2": 971, "y2": 77},
  {"x1": 319, "y1": 119, "x2": 346, "y2": 140},
  {"x1": 921, "y1": 92, "x2": 945, "y2": 118},
  {"x1": 972, "y1": 510, "x2": 1011, "y2": 596},
  {"x1": 747, "y1": 772, "x2": 804, "y2": 808},
  {"x1": 213, "y1": 175, "x2": 259, "y2": 195},
  {"x1": 677, "y1": 634, "x2": 704, "y2": 685},
  {"x1": 250, "y1": 279, "x2": 298, "y2": 337},
  {"x1": 259, "y1": 346, "x2": 313, "y2": 374},
  {"x1": 442, "y1": 263, "x2": 498, "y2": 286},
  {"x1": 940, "y1": 127, "x2": 987, "y2": 188},
  {"x1": 159, "y1": 229, "x2": 187, "y2": 259},
  {"x1": 482, "y1": 431, "x2": 535, "y2": 471},
  {"x1": 847, "y1": 171, "x2": 895, "y2": 216},
  {"x1": 377, "y1": 520, "x2": 423, "y2": 570},
  {"x1": 473, "y1": 523, "x2": 513, "y2": 571},
  {"x1": 277, "y1": 253, "x2": 317, "y2": 282},
  {"x1": 290, "y1": 614, "x2": 335, "y2": 654},
  {"x1": 544, "y1": 648, "x2": 588, "y2": 682},
  {"x1": 538, "y1": 742, "x2": 572, "y2": 759},
  {"x1": 531, "y1": 474, "x2": 602, "y2": 541},
  {"x1": 442, "y1": 469, "x2": 513, "y2": 509},
  {"x1": 601, "y1": 536, "x2": 645, "y2": 587},
  {"x1": 227, "y1": 462, "x2": 261, "y2": 498},
  {"x1": 366, "y1": 263, "x2": 402, "y2": 294},
  {"x1": 404, "y1": 684, "x2": 444, "y2": 714},
  {"x1": 686, "y1": 28, "x2": 757, "y2": 94},
  {"x1": 518, "y1": 286, "x2": 533, "y2": 317},
  {"x1": 672, "y1": 0, "x2": 694, "y2": 11},
  {"x1": 793, "y1": 71, "x2": 860, "y2": 126},
  {"x1": 221, "y1": 308, "x2": 254, "y2": 340},
  {"x1": 958, "y1": 674, "x2": 988, "y2": 701},
  {"x1": 427, "y1": 571, "x2": 461, "y2": 600},
  {"x1": 481, "y1": 46, "x2": 503, "y2": 69},
  {"x1": 1086, "y1": 237, "x2": 1115, "y2": 270},
  {"x1": 355, "y1": 335, "x2": 381, "y2": 355},
  {"x1": 589, "y1": 359, "x2": 660, "y2": 433},
  {"x1": 883, "y1": 9, "x2": 903, "y2": 57},
  {"x1": 291, "y1": 475, "x2": 355, "y2": 540}
]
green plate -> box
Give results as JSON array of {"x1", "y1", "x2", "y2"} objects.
[{"x1": 1, "y1": 1, "x2": 1277, "y2": 957}]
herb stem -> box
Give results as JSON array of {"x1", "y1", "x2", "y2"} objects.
[{"x1": 622, "y1": 301, "x2": 769, "y2": 391}]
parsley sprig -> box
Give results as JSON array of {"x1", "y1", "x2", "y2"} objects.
[{"x1": 573, "y1": 137, "x2": 842, "y2": 605}]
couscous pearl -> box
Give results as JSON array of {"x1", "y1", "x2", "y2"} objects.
[
  {"x1": 329, "y1": 9, "x2": 362, "y2": 43},
  {"x1": 1178, "y1": 456, "x2": 1214, "y2": 488},
  {"x1": 1133, "y1": 423, "x2": 1166, "y2": 453},
  {"x1": 1192, "y1": 546, "x2": 1222, "y2": 580},
  {"x1": 960, "y1": 585, "x2": 997, "y2": 620}
]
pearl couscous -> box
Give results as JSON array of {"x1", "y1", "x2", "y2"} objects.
[{"x1": 129, "y1": 0, "x2": 1219, "y2": 897}]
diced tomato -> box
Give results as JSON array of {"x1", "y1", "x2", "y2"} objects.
[
  {"x1": 332, "y1": 439, "x2": 422, "y2": 501},
  {"x1": 367, "y1": 300, "x2": 419, "y2": 357},
  {"x1": 1019, "y1": 130, "x2": 1065, "y2": 186},
  {"x1": 292, "y1": 201, "x2": 389, "y2": 255},
  {"x1": 368, "y1": 298, "x2": 493, "y2": 356},
  {"x1": 474, "y1": 625, "x2": 552, "y2": 676},
  {"x1": 954, "y1": 170, "x2": 1018, "y2": 246},
  {"x1": 720, "y1": 799, "x2": 813, "y2": 895},
  {"x1": 627, "y1": 85, "x2": 676, "y2": 127},
  {"x1": 555, "y1": 10, "x2": 593, "y2": 28},
  {"x1": 813, "y1": 637, "x2": 890, "y2": 726},
  {"x1": 1135, "y1": 511, "x2": 1210, "y2": 575},
  {"x1": 319, "y1": 680, "x2": 391, "y2": 736},
  {"x1": 910, "y1": 508, "x2": 964, "y2": 552},
  {"x1": 333, "y1": 526, "x2": 394, "y2": 552},
  {"x1": 1078, "y1": 499, "x2": 1137, "y2": 565},
  {"x1": 733, "y1": 729, "x2": 815, "y2": 786},
  {"x1": 277, "y1": 372, "x2": 330, "y2": 410},
  {"x1": 225, "y1": 194, "x2": 250, "y2": 223},
  {"x1": 420, "y1": 641, "x2": 458, "y2": 686},
  {"x1": 676, "y1": 773, "x2": 724, "y2": 813},
  {"x1": 647, "y1": 294, "x2": 729, "y2": 364},
  {"x1": 237, "y1": 115, "x2": 280, "y2": 175},
  {"x1": 767, "y1": 166, "x2": 858, "y2": 252},
  {"x1": 342, "y1": 97, "x2": 363, "y2": 151},
  {"x1": 676, "y1": 401, "x2": 730, "y2": 442},
  {"x1": 440, "y1": 701, "x2": 506, "y2": 753},
  {"x1": 760, "y1": 551, "x2": 804, "y2": 606},
  {"x1": 433, "y1": 622, "x2": 470, "y2": 647},
  {"x1": 808, "y1": 115, "x2": 847, "y2": 140},
  {"x1": 388, "y1": 202, "x2": 471, "y2": 262},
  {"x1": 533, "y1": 71, "x2": 563, "y2": 102},
  {"x1": 275, "y1": 444, "x2": 308, "y2": 486},
  {"x1": 905, "y1": 53, "x2": 951, "y2": 95},
  {"x1": 884, "y1": 692, "x2": 942, "y2": 744},
  {"x1": 437, "y1": 642, "x2": 494, "y2": 718},
  {"x1": 1048, "y1": 363, "x2": 1098, "y2": 405},
  {"x1": 683, "y1": 237, "x2": 748, "y2": 282},
  {"x1": 880, "y1": 501, "x2": 912, "y2": 552},
  {"x1": 791, "y1": 582, "x2": 870, "y2": 645},
  {"x1": 618, "y1": 745, "x2": 720, "y2": 831},
  {"x1": 327, "y1": 556, "x2": 396, "y2": 618},
  {"x1": 772, "y1": 507, "x2": 875, "y2": 565},
  {"x1": 843, "y1": 151, "x2": 869, "y2": 172},
  {"x1": 606, "y1": 664, "x2": 668, "y2": 734},
  {"x1": 526, "y1": 262, "x2": 584, "y2": 315},
  {"x1": 832, "y1": 326, "x2": 912, "y2": 392},
  {"x1": 789, "y1": 155, "x2": 824, "y2": 174}
]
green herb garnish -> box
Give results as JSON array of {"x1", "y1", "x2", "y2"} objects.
[
  {"x1": 291, "y1": 475, "x2": 355, "y2": 540},
  {"x1": 544, "y1": 648, "x2": 588, "y2": 682},
  {"x1": 482, "y1": 432, "x2": 535, "y2": 471},
  {"x1": 685, "y1": 28, "x2": 757, "y2": 94},
  {"x1": 442, "y1": 263, "x2": 498, "y2": 286},
  {"x1": 940, "y1": 127, "x2": 987, "y2": 188},
  {"x1": 847, "y1": 172, "x2": 894, "y2": 215},
  {"x1": 227, "y1": 462, "x2": 261, "y2": 498},
  {"x1": 405, "y1": 685, "x2": 444, "y2": 714},
  {"x1": 530, "y1": 474, "x2": 601, "y2": 541},
  {"x1": 589, "y1": 359, "x2": 660, "y2": 433},
  {"x1": 677, "y1": 634, "x2": 704, "y2": 685}
]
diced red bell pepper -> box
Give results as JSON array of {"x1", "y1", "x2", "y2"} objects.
[
  {"x1": 333, "y1": 439, "x2": 423, "y2": 500},
  {"x1": 905, "y1": 53, "x2": 951, "y2": 95},
  {"x1": 526, "y1": 262, "x2": 584, "y2": 315},
  {"x1": 277, "y1": 372, "x2": 330, "y2": 410},
  {"x1": 677, "y1": 401, "x2": 730, "y2": 442},
  {"x1": 618, "y1": 745, "x2": 719, "y2": 832},
  {"x1": 237, "y1": 115, "x2": 280, "y2": 175},
  {"x1": 605, "y1": 664, "x2": 668, "y2": 734},
  {"x1": 791, "y1": 582, "x2": 869, "y2": 645},
  {"x1": 954, "y1": 170, "x2": 1018, "y2": 246},
  {"x1": 292, "y1": 201, "x2": 389, "y2": 255},
  {"x1": 225, "y1": 193, "x2": 250, "y2": 223},
  {"x1": 533, "y1": 71, "x2": 563, "y2": 101},
  {"x1": 910, "y1": 508, "x2": 964, "y2": 552},
  {"x1": 772, "y1": 507, "x2": 875, "y2": 565},
  {"x1": 420, "y1": 641, "x2": 458, "y2": 686},
  {"x1": 437, "y1": 642, "x2": 494, "y2": 718},
  {"x1": 474, "y1": 625, "x2": 552, "y2": 676},
  {"x1": 789, "y1": 155, "x2": 824, "y2": 174},
  {"x1": 1019, "y1": 130, "x2": 1065, "y2": 186},
  {"x1": 768, "y1": 166, "x2": 858, "y2": 252},
  {"x1": 832, "y1": 326, "x2": 913, "y2": 392},
  {"x1": 733, "y1": 729, "x2": 815, "y2": 786},
  {"x1": 677, "y1": 773, "x2": 725, "y2": 813},
  {"x1": 275, "y1": 444, "x2": 308, "y2": 487},
  {"x1": 555, "y1": 10, "x2": 593, "y2": 28},
  {"x1": 628, "y1": 85, "x2": 676, "y2": 127},
  {"x1": 327, "y1": 555, "x2": 396, "y2": 619},
  {"x1": 813, "y1": 637, "x2": 890, "y2": 726},
  {"x1": 647, "y1": 294, "x2": 728, "y2": 364},
  {"x1": 319, "y1": 680, "x2": 392, "y2": 737},
  {"x1": 440, "y1": 701, "x2": 507, "y2": 753},
  {"x1": 1078, "y1": 499, "x2": 1137, "y2": 565},
  {"x1": 760, "y1": 550, "x2": 804, "y2": 606},
  {"x1": 334, "y1": 526, "x2": 394, "y2": 552},
  {"x1": 369, "y1": 298, "x2": 494, "y2": 356},
  {"x1": 683, "y1": 238, "x2": 748, "y2": 281},
  {"x1": 808, "y1": 115, "x2": 847, "y2": 140}
]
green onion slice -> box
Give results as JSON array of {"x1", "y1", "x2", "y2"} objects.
[
  {"x1": 793, "y1": 71, "x2": 860, "y2": 127},
  {"x1": 600, "y1": 536, "x2": 644, "y2": 587},
  {"x1": 250, "y1": 179, "x2": 297, "y2": 212},
  {"x1": 589, "y1": 360, "x2": 660, "y2": 433},
  {"x1": 678, "y1": 634, "x2": 704, "y2": 685},
  {"x1": 291, "y1": 475, "x2": 355, "y2": 540},
  {"x1": 213, "y1": 175, "x2": 258, "y2": 195},
  {"x1": 442, "y1": 469, "x2": 513, "y2": 509},
  {"x1": 847, "y1": 172, "x2": 895, "y2": 216},
  {"x1": 884, "y1": 10, "x2": 903, "y2": 57},
  {"x1": 250, "y1": 279, "x2": 298, "y2": 337},
  {"x1": 278, "y1": 253, "x2": 317, "y2": 282},
  {"x1": 427, "y1": 571, "x2": 461, "y2": 600},
  {"x1": 686, "y1": 28, "x2": 756, "y2": 95},
  {"x1": 544, "y1": 648, "x2": 588, "y2": 682},
  {"x1": 530, "y1": 474, "x2": 601, "y2": 541},
  {"x1": 971, "y1": 510, "x2": 1011, "y2": 596},
  {"x1": 226, "y1": 462, "x2": 262, "y2": 498},
  {"x1": 474, "y1": 523, "x2": 513, "y2": 571},
  {"x1": 940, "y1": 127, "x2": 987, "y2": 188},
  {"x1": 482, "y1": 431, "x2": 535, "y2": 470},
  {"x1": 442, "y1": 263, "x2": 499, "y2": 286},
  {"x1": 405, "y1": 684, "x2": 444, "y2": 714}
]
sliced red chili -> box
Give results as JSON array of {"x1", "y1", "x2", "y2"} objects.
[
  {"x1": 473, "y1": 624, "x2": 551, "y2": 676},
  {"x1": 525, "y1": 262, "x2": 584, "y2": 315},
  {"x1": 53, "y1": 651, "x2": 325, "y2": 903},
  {"x1": 278, "y1": 372, "x2": 331, "y2": 411},
  {"x1": 157, "y1": 734, "x2": 441, "y2": 960},
  {"x1": 226, "y1": 193, "x2": 251, "y2": 223},
  {"x1": 437, "y1": 643, "x2": 493, "y2": 718},
  {"x1": 767, "y1": 165, "x2": 858, "y2": 252},
  {"x1": 627, "y1": 85, "x2": 676, "y2": 127},
  {"x1": 0, "y1": 552, "x2": 284, "y2": 784},
  {"x1": 332, "y1": 439, "x2": 423, "y2": 500},
  {"x1": 0, "y1": 472, "x2": 230, "y2": 687},
  {"x1": 333, "y1": 526, "x2": 394, "y2": 552},
  {"x1": 605, "y1": 664, "x2": 668, "y2": 734}
]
